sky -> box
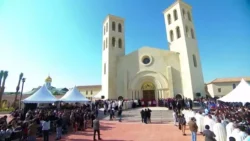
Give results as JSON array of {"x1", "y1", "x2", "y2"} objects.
[{"x1": 0, "y1": 0, "x2": 250, "y2": 92}]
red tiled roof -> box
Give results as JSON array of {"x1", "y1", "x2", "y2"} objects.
[
  {"x1": 77, "y1": 85, "x2": 101, "y2": 89},
  {"x1": 208, "y1": 77, "x2": 250, "y2": 84}
]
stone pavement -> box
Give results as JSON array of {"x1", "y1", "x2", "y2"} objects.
[
  {"x1": 3, "y1": 107, "x2": 204, "y2": 141},
  {"x1": 100, "y1": 107, "x2": 174, "y2": 124},
  {"x1": 36, "y1": 120, "x2": 203, "y2": 141}
]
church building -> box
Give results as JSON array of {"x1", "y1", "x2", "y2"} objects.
[{"x1": 101, "y1": 0, "x2": 205, "y2": 100}]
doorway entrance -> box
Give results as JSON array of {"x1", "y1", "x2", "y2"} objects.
[
  {"x1": 175, "y1": 94, "x2": 183, "y2": 99},
  {"x1": 141, "y1": 82, "x2": 155, "y2": 100},
  {"x1": 143, "y1": 90, "x2": 155, "y2": 100}
]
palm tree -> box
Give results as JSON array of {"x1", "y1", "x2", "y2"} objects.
[
  {"x1": 0, "y1": 70, "x2": 3, "y2": 87},
  {"x1": 13, "y1": 73, "x2": 23, "y2": 108},
  {"x1": 0, "y1": 71, "x2": 8, "y2": 108},
  {"x1": 0, "y1": 71, "x2": 4, "y2": 107}
]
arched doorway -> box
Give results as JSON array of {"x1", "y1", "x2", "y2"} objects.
[
  {"x1": 175, "y1": 94, "x2": 183, "y2": 99},
  {"x1": 141, "y1": 82, "x2": 155, "y2": 100}
]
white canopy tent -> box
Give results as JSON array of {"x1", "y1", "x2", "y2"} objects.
[
  {"x1": 218, "y1": 79, "x2": 250, "y2": 104},
  {"x1": 60, "y1": 86, "x2": 90, "y2": 103},
  {"x1": 22, "y1": 84, "x2": 58, "y2": 103}
]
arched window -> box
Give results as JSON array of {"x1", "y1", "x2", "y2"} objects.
[
  {"x1": 118, "y1": 23, "x2": 122, "y2": 32},
  {"x1": 233, "y1": 84, "x2": 236, "y2": 89},
  {"x1": 112, "y1": 22, "x2": 116, "y2": 31},
  {"x1": 182, "y1": 9, "x2": 186, "y2": 19},
  {"x1": 112, "y1": 37, "x2": 115, "y2": 47},
  {"x1": 118, "y1": 39, "x2": 122, "y2": 48},
  {"x1": 176, "y1": 26, "x2": 181, "y2": 39},
  {"x1": 191, "y1": 28, "x2": 195, "y2": 39},
  {"x1": 170, "y1": 30, "x2": 174, "y2": 41},
  {"x1": 103, "y1": 27, "x2": 105, "y2": 35},
  {"x1": 173, "y1": 10, "x2": 178, "y2": 21},
  {"x1": 104, "y1": 63, "x2": 106, "y2": 74},
  {"x1": 185, "y1": 26, "x2": 189, "y2": 37},
  {"x1": 192, "y1": 54, "x2": 197, "y2": 67},
  {"x1": 103, "y1": 40, "x2": 105, "y2": 50},
  {"x1": 105, "y1": 38, "x2": 108, "y2": 48},
  {"x1": 167, "y1": 14, "x2": 171, "y2": 25},
  {"x1": 106, "y1": 23, "x2": 108, "y2": 32},
  {"x1": 187, "y1": 11, "x2": 192, "y2": 21}
]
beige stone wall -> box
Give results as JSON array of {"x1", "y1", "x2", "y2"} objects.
[
  {"x1": 77, "y1": 87, "x2": 101, "y2": 99},
  {"x1": 116, "y1": 47, "x2": 182, "y2": 99},
  {"x1": 163, "y1": 1, "x2": 205, "y2": 99},
  {"x1": 207, "y1": 82, "x2": 245, "y2": 98}
]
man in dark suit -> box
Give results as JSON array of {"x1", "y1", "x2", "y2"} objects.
[{"x1": 93, "y1": 117, "x2": 101, "y2": 141}]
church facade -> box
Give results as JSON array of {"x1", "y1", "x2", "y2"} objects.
[{"x1": 101, "y1": 0, "x2": 205, "y2": 100}]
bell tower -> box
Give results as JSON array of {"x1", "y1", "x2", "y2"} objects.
[
  {"x1": 102, "y1": 15, "x2": 125, "y2": 99},
  {"x1": 163, "y1": 0, "x2": 205, "y2": 99}
]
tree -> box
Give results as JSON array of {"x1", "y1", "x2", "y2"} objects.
[
  {"x1": 53, "y1": 91, "x2": 60, "y2": 95},
  {"x1": 13, "y1": 73, "x2": 23, "y2": 108},
  {"x1": 0, "y1": 70, "x2": 3, "y2": 87},
  {"x1": 0, "y1": 71, "x2": 8, "y2": 108}
]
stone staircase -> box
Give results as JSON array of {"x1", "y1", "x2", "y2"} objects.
[{"x1": 99, "y1": 107, "x2": 174, "y2": 124}]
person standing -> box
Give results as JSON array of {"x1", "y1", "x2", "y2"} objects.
[
  {"x1": 195, "y1": 112, "x2": 204, "y2": 134},
  {"x1": 147, "y1": 108, "x2": 152, "y2": 123},
  {"x1": 117, "y1": 106, "x2": 122, "y2": 122},
  {"x1": 188, "y1": 117, "x2": 198, "y2": 141},
  {"x1": 41, "y1": 117, "x2": 50, "y2": 141},
  {"x1": 213, "y1": 119, "x2": 227, "y2": 141},
  {"x1": 27, "y1": 120, "x2": 37, "y2": 141},
  {"x1": 93, "y1": 118, "x2": 101, "y2": 141},
  {"x1": 56, "y1": 115, "x2": 63, "y2": 140},
  {"x1": 144, "y1": 109, "x2": 148, "y2": 124},
  {"x1": 173, "y1": 110, "x2": 178, "y2": 126},
  {"x1": 179, "y1": 114, "x2": 186, "y2": 135},
  {"x1": 203, "y1": 125, "x2": 216, "y2": 141},
  {"x1": 140, "y1": 109, "x2": 145, "y2": 123}
]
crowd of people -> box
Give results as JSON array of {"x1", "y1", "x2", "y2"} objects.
[
  {"x1": 140, "y1": 108, "x2": 152, "y2": 124},
  {"x1": 0, "y1": 102, "x2": 103, "y2": 141},
  {"x1": 172, "y1": 98, "x2": 250, "y2": 141},
  {"x1": 0, "y1": 99, "x2": 126, "y2": 141}
]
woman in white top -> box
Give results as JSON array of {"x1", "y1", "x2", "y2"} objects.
[{"x1": 41, "y1": 118, "x2": 50, "y2": 141}]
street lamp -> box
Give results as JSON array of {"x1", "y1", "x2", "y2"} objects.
[{"x1": 19, "y1": 78, "x2": 26, "y2": 109}]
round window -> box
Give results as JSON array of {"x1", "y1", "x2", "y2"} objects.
[{"x1": 142, "y1": 57, "x2": 150, "y2": 64}]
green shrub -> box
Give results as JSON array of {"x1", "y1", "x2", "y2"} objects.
[{"x1": 0, "y1": 107, "x2": 14, "y2": 112}]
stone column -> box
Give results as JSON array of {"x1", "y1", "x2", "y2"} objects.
[
  {"x1": 158, "y1": 90, "x2": 161, "y2": 99},
  {"x1": 139, "y1": 90, "x2": 142, "y2": 99},
  {"x1": 155, "y1": 90, "x2": 158, "y2": 100},
  {"x1": 166, "y1": 66, "x2": 174, "y2": 98},
  {"x1": 155, "y1": 90, "x2": 158, "y2": 106}
]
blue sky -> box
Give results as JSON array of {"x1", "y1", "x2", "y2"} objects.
[{"x1": 0, "y1": 0, "x2": 250, "y2": 92}]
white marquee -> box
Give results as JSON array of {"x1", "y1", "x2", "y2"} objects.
[
  {"x1": 22, "y1": 84, "x2": 58, "y2": 103},
  {"x1": 218, "y1": 79, "x2": 250, "y2": 104},
  {"x1": 60, "y1": 86, "x2": 90, "y2": 103}
]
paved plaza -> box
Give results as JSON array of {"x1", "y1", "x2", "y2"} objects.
[
  {"x1": 2, "y1": 107, "x2": 203, "y2": 141},
  {"x1": 39, "y1": 107, "x2": 203, "y2": 141},
  {"x1": 100, "y1": 107, "x2": 173, "y2": 124}
]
